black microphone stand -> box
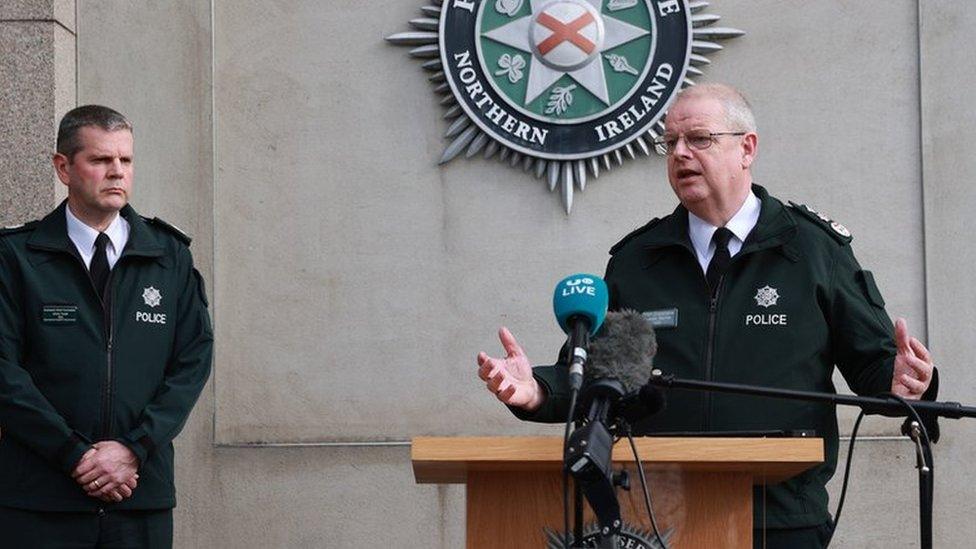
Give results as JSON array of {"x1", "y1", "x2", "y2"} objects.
[
  {"x1": 562, "y1": 319, "x2": 591, "y2": 548},
  {"x1": 565, "y1": 380, "x2": 625, "y2": 548},
  {"x1": 647, "y1": 370, "x2": 976, "y2": 549}
]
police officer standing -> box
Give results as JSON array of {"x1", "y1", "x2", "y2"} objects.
[
  {"x1": 477, "y1": 84, "x2": 936, "y2": 548},
  {"x1": 0, "y1": 105, "x2": 213, "y2": 547}
]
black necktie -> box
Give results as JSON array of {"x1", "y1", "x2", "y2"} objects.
[
  {"x1": 706, "y1": 227, "x2": 733, "y2": 294},
  {"x1": 90, "y1": 233, "x2": 111, "y2": 299}
]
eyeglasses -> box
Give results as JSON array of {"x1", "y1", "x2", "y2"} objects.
[{"x1": 652, "y1": 131, "x2": 746, "y2": 155}]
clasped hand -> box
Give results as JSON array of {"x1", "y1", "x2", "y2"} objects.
[{"x1": 71, "y1": 441, "x2": 139, "y2": 503}]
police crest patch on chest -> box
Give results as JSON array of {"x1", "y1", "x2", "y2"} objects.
[
  {"x1": 746, "y1": 285, "x2": 787, "y2": 326},
  {"x1": 136, "y1": 286, "x2": 168, "y2": 325},
  {"x1": 753, "y1": 285, "x2": 779, "y2": 308},
  {"x1": 142, "y1": 286, "x2": 162, "y2": 308}
]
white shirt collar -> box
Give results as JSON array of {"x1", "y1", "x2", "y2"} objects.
[
  {"x1": 65, "y1": 205, "x2": 130, "y2": 269},
  {"x1": 687, "y1": 190, "x2": 762, "y2": 271}
]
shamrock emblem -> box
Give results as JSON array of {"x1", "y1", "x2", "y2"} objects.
[{"x1": 495, "y1": 53, "x2": 527, "y2": 84}]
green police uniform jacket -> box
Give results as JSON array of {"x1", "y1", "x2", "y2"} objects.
[
  {"x1": 515, "y1": 185, "x2": 910, "y2": 528},
  {"x1": 0, "y1": 202, "x2": 213, "y2": 512}
]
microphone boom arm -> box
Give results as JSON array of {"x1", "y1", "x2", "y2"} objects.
[{"x1": 648, "y1": 370, "x2": 976, "y2": 419}]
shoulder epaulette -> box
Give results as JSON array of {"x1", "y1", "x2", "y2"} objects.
[
  {"x1": 0, "y1": 220, "x2": 39, "y2": 236},
  {"x1": 788, "y1": 201, "x2": 852, "y2": 245},
  {"x1": 142, "y1": 216, "x2": 192, "y2": 245},
  {"x1": 609, "y1": 217, "x2": 661, "y2": 255}
]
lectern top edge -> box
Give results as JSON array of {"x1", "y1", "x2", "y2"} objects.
[{"x1": 411, "y1": 436, "x2": 823, "y2": 484}]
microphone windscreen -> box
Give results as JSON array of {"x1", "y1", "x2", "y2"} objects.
[
  {"x1": 552, "y1": 274, "x2": 608, "y2": 336},
  {"x1": 585, "y1": 309, "x2": 657, "y2": 393}
]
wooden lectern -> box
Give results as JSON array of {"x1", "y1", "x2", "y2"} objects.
[{"x1": 412, "y1": 436, "x2": 823, "y2": 548}]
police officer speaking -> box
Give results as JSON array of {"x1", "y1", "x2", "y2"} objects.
[
  {"x1": 0, "y1": 105, "x2": 213, "y2": 547},
  {"x1": 477, "y1": 84, "x2": 936, "y2": 548}
]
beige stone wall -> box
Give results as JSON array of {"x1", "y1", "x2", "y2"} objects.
[{"x1": 1, "y1": 0, "x2": 973, "y2": 546}]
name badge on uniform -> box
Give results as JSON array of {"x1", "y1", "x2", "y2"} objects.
[
  {"x1": 42, "y1": 304, "x2": 78, "y2": 324},
  {"x1": 643, "y1": 308, "x2": 678, "y2": 329}
]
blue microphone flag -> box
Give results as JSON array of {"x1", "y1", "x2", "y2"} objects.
[{"x1": 552, "y1": 273, "x2": 608, "y2": 336}]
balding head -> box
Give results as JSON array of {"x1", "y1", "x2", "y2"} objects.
[
  {"x1": 661, "y1": 83, "x2": 758, "y2": 226},
  {"x1": 668, "y1": 83, "x2": 756, "y2": 133}
]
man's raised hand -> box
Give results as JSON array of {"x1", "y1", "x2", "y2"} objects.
[
  {"x1": 477, "y1": 327, "x2": 544, "y2": 411},
  {"x1": 891, "y1": 317, "x2": 934, "y2": 399}
]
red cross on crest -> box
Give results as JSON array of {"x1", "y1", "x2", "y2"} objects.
[{"x1": 536, "y1": 11, "x2": 597, "y2": 56}]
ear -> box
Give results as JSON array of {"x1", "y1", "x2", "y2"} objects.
[
  {"x1": 52, "y1": 153, "x2": 72, "y2": 185},
  {"x1": 740, "y1": 132, "x2": 758, "y2": 169}
]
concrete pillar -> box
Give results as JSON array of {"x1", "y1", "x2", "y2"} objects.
[
  {"x1": 0, "y1": 0, "x2": 75, "y2": 224},
  {"x1": 919, "y1": 2, "x2": 976, "y2": 544}
]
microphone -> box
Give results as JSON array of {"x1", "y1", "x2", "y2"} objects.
[
  {"x1": 563, "y1": 310, "x2": 660, "y2": 543},
  {"x1": 552, "y1": 274, "x2": 608, "y2": 392},
  {"x1": 567, "y1": 310, "x2": 664, "y2": 481},
  {"x1": 579, "y1": 309, "x2": 663, "y2": 426}
]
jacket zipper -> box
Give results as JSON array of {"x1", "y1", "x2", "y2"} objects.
[
  {"x1": 701, "y1": 246, "x2": 754, "y2": 430},
  {"x1": 101, "y1": 269, "x2": 116, "y2": 439},
  {"x1": 66, "y1": 251, "x2": 116, "y2": 440},
  {"x1": 702, "y1": 284, "x2": 721, "y2": 430}
]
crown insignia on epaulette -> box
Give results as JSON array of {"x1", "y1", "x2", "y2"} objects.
[{"x1": 789, "y1": 202, "x2": 852, "y2": 240}]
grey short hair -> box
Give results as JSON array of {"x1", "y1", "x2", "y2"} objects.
[
  {"x1": 56, "y1": 105, "x2": 133, "y2": 159},
  {"x1": 671, "y1": 83, "x2": 757, "y2": 132}
]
